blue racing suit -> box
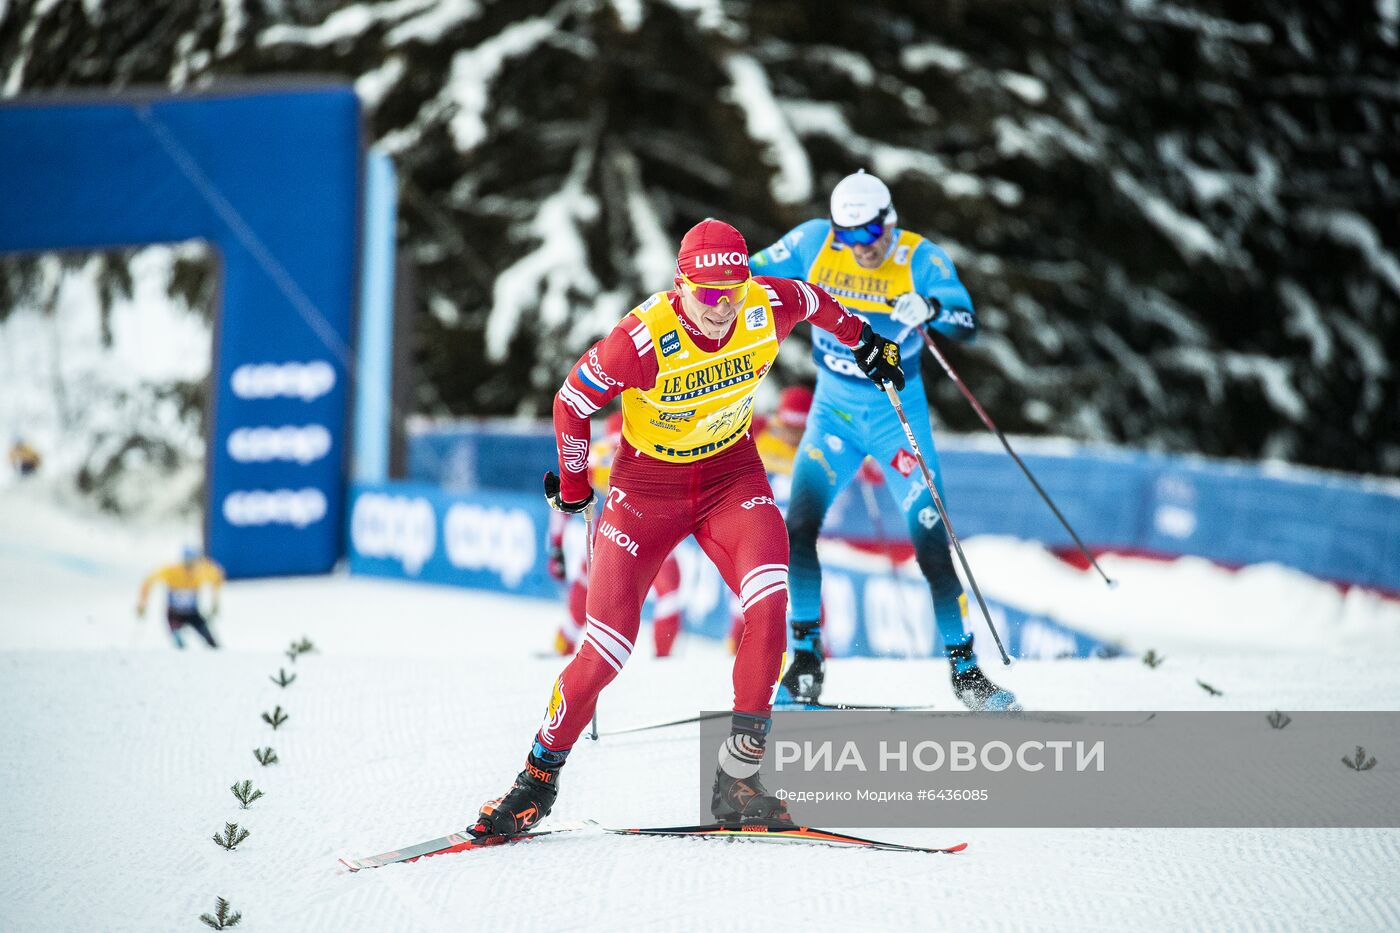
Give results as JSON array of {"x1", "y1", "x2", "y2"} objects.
[{"x1": 751, "y1": 218, "x2": 978, "y2": 654}]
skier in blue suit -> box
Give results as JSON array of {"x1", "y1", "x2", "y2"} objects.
[{"x1": 751, "y1": 170, "x2": 1018, "y2": 711}]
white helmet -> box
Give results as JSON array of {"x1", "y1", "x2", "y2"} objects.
[{"x1": 829, "y1": 170, "x2": 896, "y2": 228}]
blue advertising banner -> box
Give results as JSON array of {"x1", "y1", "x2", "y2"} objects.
[
  {"x1": 405, "y1": 425, "x2": 1400, "y2": 594},
  {"x1": 0, "y1": 84, "x2": 362, "y2": 578},
  {"x1": 348, "y1": 482, "x2": 553, "y2": 595}
]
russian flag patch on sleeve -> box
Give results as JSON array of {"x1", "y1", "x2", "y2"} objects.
[{"x1": 577, "y1": 363, "x2": 607, "y2": 393}]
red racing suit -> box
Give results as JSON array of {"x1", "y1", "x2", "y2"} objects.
[{"x1": 536, "y1": 278, "x2": 864, "y2": 752}]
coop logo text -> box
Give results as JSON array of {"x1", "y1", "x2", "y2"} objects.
[
  {"x1": 350, "y1": 493, "x2": 435, "y2": 574},
  {"x1": 224, "y1": 488, "x2": 328, "y2": 530},
  {"x1": 443, "y1": 503, "x2": 536, "y2": 586},
  {"x1": 227, "y1": 425, "x2": 332, "y2": 464},
  {"x1": 231, "y1": 361, "x2": 336, "y2": 401}
]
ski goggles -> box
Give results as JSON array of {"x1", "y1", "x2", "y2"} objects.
[
  {"x1": 677, "y1": 272, "x2": 751, "y2": 307},
  {"x1": 832, "y1": 218, "x2": 888, "y2": 246}
]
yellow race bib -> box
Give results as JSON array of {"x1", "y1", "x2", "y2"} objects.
[
  {"x1": 806, "y1": 227, "x2": 926, "y2": 317},
  {"x1": 621, "y1": 288, "x2": 780, "y2": 462}
]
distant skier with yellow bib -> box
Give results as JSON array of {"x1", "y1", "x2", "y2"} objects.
[
  {"x1": 137, "y1": 546, "x2": 225, "y2": 649},
  {"x1": 8, "y1": 436, "x2": 41, "y2": 476}
]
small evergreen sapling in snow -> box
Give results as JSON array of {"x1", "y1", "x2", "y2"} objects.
[
  {"x1": 254, "y1": 746, "x2": 278, "y2": 766},
  {"x1": 285, "y1": 637, "x2": 316, "y2": 663},
  {"x1": 1142, "y1": 650, "x2": 1164, "y2": 669},
  {"x1": 199, "y1": 896, "x2": 242, "y2": 929},
  {"x1": 212, "y1": 822, "x2": 250, "y2": 850},
  {"x1": 1342, "y1": 746, "x2": 1377, "y2": 771},
  {"x1": 231, "y1": 779, "x2": 264, "y2": 809},
  {"x1": 270, "y1": 668, "x2": 297, "y2": 688},
  {"x1": 262, "y1": 705, "x2": 289, "y2": 729},
  {"x1": 1267, "y1": 711, "x2": 1291, "y2": 729}
]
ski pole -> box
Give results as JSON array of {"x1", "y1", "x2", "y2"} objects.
[
  {"x1": 881, "y1": 382, "x2": 1010, "y2": 665},
  {"x1": 920, "y1": 329, "x2": 1116, "y2": 588},
  {"x1": 583, "y1": 501, "x2": 600, "y2": 741}
]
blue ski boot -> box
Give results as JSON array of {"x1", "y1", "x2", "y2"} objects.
[
  {"x1": 947, "y1": 636, "x2": 1020, "y2": 711},
  {"x1": 777, "y1": 620, "x2": 824, "y2": 706}
]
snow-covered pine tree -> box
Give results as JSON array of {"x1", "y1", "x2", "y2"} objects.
[{"x1": 2, "y1": 0, "x2": 1396, "y2": 473}]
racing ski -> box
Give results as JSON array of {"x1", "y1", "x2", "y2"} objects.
[
  {"x1": 607, "y1": 820, "x2": 967, "y2": 854},
  {"x1": 340, "y1": 819, "x2": 964, "y2": 870},
  {"x1": 339, "y1": 822, "x2": 589, "y2": 871}
]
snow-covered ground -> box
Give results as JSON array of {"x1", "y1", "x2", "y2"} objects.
[{"x1": 2, "y1": 480, "x2": 1399, "y2": 932}]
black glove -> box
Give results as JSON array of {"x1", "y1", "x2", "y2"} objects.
[
  {"x1": 546, "y1": 541, "x2": 566, "y2": 581},
  {"x1": 543, "y1": 471, "x2": 595, "y2": 514},
  {"x1": 852, "y1": 322, "x2": 906, "y2": 391}
]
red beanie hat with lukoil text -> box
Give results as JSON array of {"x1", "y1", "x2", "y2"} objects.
[{"x1": 675, "y1": 219, "x2": 750, "y2": 285}]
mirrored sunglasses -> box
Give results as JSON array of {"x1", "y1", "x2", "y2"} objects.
[
  {"x1": 678, "y1": 272, "x2": 751, "y2": 307},
  {"x1": 833, "y1": 220, "x2": 887, "y2": 246}
]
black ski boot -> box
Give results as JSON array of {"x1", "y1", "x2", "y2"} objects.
[
  {"x1": 710, "y1": 713, "x2": 792, "y2": 824},
  {"x1": 712, "y1": 768, "x2": 791, "y2": 824},
  {"x1": 472, "y1": 745, "x2": 564, "y2": 836},
  {"x1": 778, "y1": 621, "x2": 825, "y2": 705},
  {"x1": 947, "y1": 636, "x2": 1020, "y2": 711}
]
